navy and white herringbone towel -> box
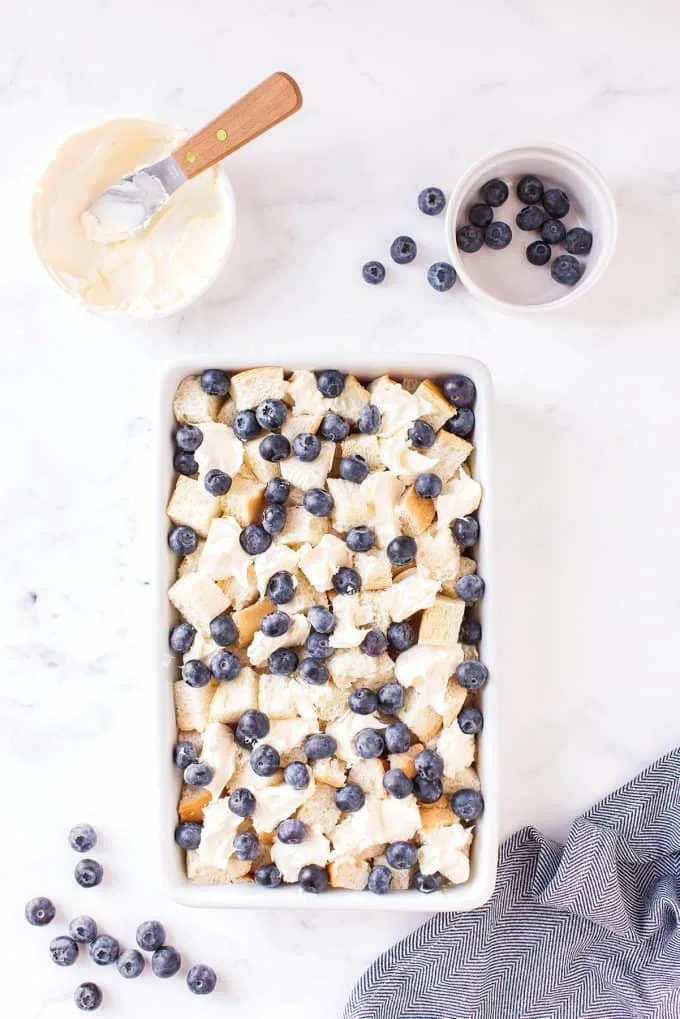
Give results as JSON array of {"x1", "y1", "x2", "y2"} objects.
[{"x1": 346, "y1": 747, "x2": 680, "y2": 1019}]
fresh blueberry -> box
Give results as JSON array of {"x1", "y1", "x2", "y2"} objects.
[
  {"x1": 414, "y1": 472, "x2": 442, "y2": 498},
  {"x1": 427, "y1": 262, "x2": 457, "y2": 292},
  {"x1": 385, "y1": 841, "x2": 418, "y2": 869},
  {"x1": 339, "y1": 454, "x2": 370, "y2": 483},
  {"x1": 407, "y1": 419, "x2": 436, "y2": 449},
  {"x1": 468, "y1": 203, "x2": 493, "y2": 228},
  {"x1": 268, "y1": 647, "x2": 298, "y2": 675},
  {"x1": 136, "y1": 920, "x2": 166, "y2": 952},
  {"x1": 541, "y1": 219, "x2": 567, "y2": 245},
  {"x1": 542, "y1": 188, "x2": 570, "y2": 218},
  {"x1": 386, "y1": 536, "x2": 416, "y2": 565},
  {"x1": 418, "y1": 186, "x2": 446, "y2": 216},
  {"x1": 353, "y1": 728, "x2": 385, "y2": 759},
  {"x1": 266, "y1": 570, "x2": 296, "y2": 604},
  {"x1": 390, "y1": 236, "x2": 417, "y2": 264},
  {"x1": 383, "y1": 769, "x2": 414, "y2": 799},
  {"x1": 173, "y1": 451, "x2": 198, "y2": 476},
  {"x1": 360, "y1": 629, "x2": 388, "y2": 656},
  {"x1": 209, "y1": 613, "x2": 238, "y2": 646},
  {"x1": 346, "y1": 525, "x2": 375, "y2": 552},
  {"x1": 50, "y1": 935, "x2": 79, "y2": 966},
  {"x1": 299, "y1": 864, "x2": 329, "y2": 893},
  {"x1": 262, "y1": 504, "x2": 287, "y2": 536},
  {"x1": 564, "y1": 227, "x2": 593, "y2": 255},
  {"x1": 265, "y1": 477, "x2": 291, "y2": 504},
  {"x1": 74, "y1": 983, "x2": 103, "y2": 1011},
  {"x1": 204, "y1": 468, "x2": 232, "y2": 496},
  {"x1": 232, "y1": 409, "x2": 260, "y2": 441},
  {"x1": 455, "y1": 573, "x2": 485, "y2": 602},
  {"x1": 151, "y1": 946, "x2": 181, "y2": 978},
  {"x1": 456, "y1": 224, "x2": 484, "y2": 253},
  {"x1": 298, "y1": 657, "x2": 329, "y2": 686},
  {"x1": 458, "y1": 705, "x2": 484, "y2": 734},
  {"x1": 319, "y1": 412, "x2": 350, "y2": 442},
  {"x1": 443, "y1": 407, "x2": 475, "y2": 436},
  {"x1": 306, "y1": 630, "x2": 333, "y2": 660},
  {"x1": 334, "y1": 783, "x2": 365, "y2": 812},
  {"x1": 169, "y1": 622, "x2": 196, "y2": 654},
  {"x1": 173, "y1": 741, "x2": 198, "y2": 769},
  {"x1": 316, "y1": 370, "x2": 346, "y2": 398},
  {"x1": 69, "y1": 823, "x2": 98, "y2": 854},
  {"x1": 484, "y1": 221, "x2": 512, "y2": 249},
  {"x1": 481, "y1": 178, "x2": 509, "y2": 207},
  {"x1": 517, "y1": 175, "x2": 544, "y2": 205},
  {"x1": 451, "y1": 788, "x2": 484, "y2": 821},
  {"x1": 174, "y1": 822, "x2": 202, "y2": 850},
  {"x1": 118, "y1": 949, "x2": 145, "y2": 979},
  {"x1": 250, "y1": 744, "x2": 280, "y2": 777},
  {"x1": 358, "y1": 404, "x2": 381, "y2": 434},
  {"x1": 414, "y1": 776, "x2": 443, "y2": 803},
  {"x1": 175, "y1": 424, "x2": 203, "y2": 452},
  {"x1": 239, "y1": 523, "x2": 272, "y2": 555},
  {"x1": 200, "y1": 369, "x2": 229, "y2": 396},
  {"x1": 238, "y1": 709, "x2": 270, "y2": 740},
  {"x1": 69, "y1": 916, "x2": 97, "y2": 944},
  {"x1": 228, "y1": 787, "x2": 257, "y2": 818},
  {"x1": 367, "y1": 865, "x2": 393, "y2": 894},
  {"x1": 415, "y1": 749, "x2": 444, "y2": 781},
  {"x1": 209, "y1": 649, "x2": 241, "y2": 681},
  {"x1": 459, "y1": 617, "x2": 482, "y2": 645},
  {"x1": 516, "y1": 205, "x2": 547, "y2": 231},
  {"x1": 411, "y1": 871, "x2": 443, "y2": 893},
  {"x1": 234, "y1": 831, "x2": 260, "y2": 861},
  {"x1": 277, "y1": 818, "x2": 307, "y2": 844},
  {"x1": 254, "y1": 863, "x2": 282, "y2": 888},
  {"x1": 452, "y1": 516, "x2": 479, "y2": 548},
  {"x1": 184, "y1": 762, "x2": 214, "y2": 787},
  {"x1": 377, "y1": 681, "x2": 405, "y2": 713},
  {"x1": 259, "y1": 434, "x2": 290, "y2": 463},
  {"x1": 182, "y1": 659, "x2": 212, "y2": 688},
  {"x1": 526, "y1": 240, "x2": 551, "y2": 266},
  {"x1": 256, "y1": 398, "x2": 287, "y2": 431},
  {"x1": 261, "y1": 611, "x2": 291, "y2": 637},
  {"x1": 304, "y1": 732, "x2": 337, "y2": 760},
  {"x1": 362, "y1": 260, "x2": 386, "y2": 284},
  {"x1": 307, "y1": 605, "x2": 335, "y2": 633},
  {"x1": 551, "y1": 254, "x2": 584, "y2": 286},
  {"x1": 455, "y1": 660, "x2": 489, "y2": 690},
  {"x1": 348, "y1": 687, "x2": 378, "y2": 715},
  {"x1": 442, "y1": 374, "x2": 476, "y2": 407},
  {"x1": 90, "y1": 935, "x2": 119, "y2": 965},
  {"x1": 387, "y1": 622, "x2": 415, "y2": 652},
  {"x1": 284, "y1": 761, "x2": 310, "y2": 790},
  {"x1": 187, "y1": 964, "x2": 217, "y2": 996},
  {"x1": 74, "y1": 860, "x2": 103, "y2": 889},
  {"x1": 332, "y1": 566, "x2": 362, "y2": 595},
  {"x1": 304, "y1": 488, "x2": 334, "y2": 517},
  {"x1": 292, "y1": 432, "x2": 322, "y2": 462},
  {"x1": 384, "y1": 722, "x2": 411, "y2": 754}
]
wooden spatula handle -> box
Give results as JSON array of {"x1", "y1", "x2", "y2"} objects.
[{"x1": 173, "y1": 72, "x2": 302, "y2": 179}]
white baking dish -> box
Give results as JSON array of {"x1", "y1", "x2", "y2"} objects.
[{"x1": 155, "y1": 354, "x2": 498, "y2": 911}]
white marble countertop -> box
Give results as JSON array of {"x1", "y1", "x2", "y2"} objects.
[{"x1": 4, "y1": 0, "x2": 680, "y2": 1015}]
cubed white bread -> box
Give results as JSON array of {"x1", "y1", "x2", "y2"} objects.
[
  {"x1": 177, "y1": 540, "x2": 205, "y2": 577},
  {"x1": 284, "y1": 572, "x2": 319, "y2": 613},
  {"x1": 328, "y1": 649, "x2": 381, "y2": 689},
  {"x1": 435, "y1": 467, "x2": 482, "y2": 528},
  {"x1": 178, "y1": 784, "x2": 211, "y2": 823},
  {"x1": 208, "y1": 667, "x2": 258, "y2": 724},
  {"x1": 330, "y1": 798, "x2": 386, "y2": 857},
  {"x1": 252, "y1": 543, "x2": 299, "y2": 595},
  {"x1": 259, "y1": 672, "x2": 299, "y2": 719},
  {"x1": 419, "y1": 597, "x2": 466, "y2": 648},
  {"x1": 174, "y1": 679, "x2": 218, "y2": 733},
  {"x1": 167, "y1": 476, "x2": 219, "y2": 538},
  {"x1": 354, "y1": 551, "x2": 392, "y2": 591},
  {"x1": 216, "y1": 397, "x2": 236, "y2": 425},
  {"x1": 194, "y1": 422, "x2": 244, "y2": 480},
  {"x1": 354, "y1": 591, "x2": 392, "y2": 632},
  {"x1": 232, "y1": 598, "x2": 276, "y2": 646},
  {"x1": 438, "y1": 680, "x2": 469, "y2": 727},
  {"x1": 379, "y1": 433, "x2": 437, "y2": 482},
  {"x1": 329, "y1": 856, "x2": 370, "y2": 890},
  {"x1": 280, "y1": 439, "x2": 335, "y2": 492},
  {"x1": 292, "y1": 679, "x2": 347, "y2": 724},
  {"x1": 186, "y1": 853, "x2": 251, "y2": 884},
  {"x1": 326, "y1": 710, "x2": 383, "y2": 765},
  {"x1": 398, "y1": 688, "x2": 443, "y2": 743},
  {"x1": 221, "y1": 475, "x2": 265, "y2": 527},
  {"x1": 440, "y1": 555, "x2": 476, "y2": 599},
  {"x1": 247, "y1": 614, "x2": 311, "y2": 667},
  {"x1": 328, "y1": 375, "x2": 370, "y2": 422},
  {"x1": 360, "y1": 472, "x2": 405, "y2": 547},
  {"x1": 416, "y1": 527, "x2": 461, "y2": 584},
  {"x1": 348, "y1": 758, "x2": 386, "y2": 798},
  {"x1": 419, "y1": 799, "x2": 457, "y2": 832},
  {"x1": 463, "y1": 644, "x2": 479, "y2": 661},
  {"x1": 372, "y1": 853, "x2": 411, "y2": 890},
  {"x1": 340, "y1": 434, "x2": 382, "y2": 470},
  {"x1": 169, "y1": 573, "x2": 230, "y2": 636},
  {"x1": 243, "y1": 439, "x2": 281, "y2": 482},
  {"x1": 329, "y1": 595, "x2": 369, "y2": 649},
  {"x1": 380, "y1": 795, "x2": 421, "y2": 842},
  {"x1": 271, "y1": 827, "x2": 330, "y2": 883},
  {"x1": 429, "y1": 431, "x2": 473, "y2": 483},
  {"x1": 230, "y1": 366, "x2": 287, "y2": 410},
  {"x1": 251, "y1": 780, "x2": 316, "y2": 835},
  {"x1": 388, "y1": 747, "x2": 421, "y2": 780},
  {"x1": 281, "y1": 412, "x2": 324, "y2": 442},
  {"x1": 299, "y1": 534, "x2": 351, "y2": 592},
  {"x1": 417, "y1": 823, "x2": 472, "y2": 883},
  {"x1": 287, "y1": 370, "x2": 328, "y2": 416},
  {"x1": 182, "y1": 632, "x2": 219, "y2": 666},
  {"x1": 435, "y1": 725, "x2": 476, "y2": 779},
  {"x1": 312, "y1": 757, "x2": 347, "y2": 788},
  {"x1": 442, "y1": 764, "x2": 481, "y2": 797},
  {"x1": 230, "y1": 749, "x2": 283, "y2": 795},
  {"x1": 327, "y1": 479, "x2": 369, "y2": 533},
  {"x1": 279, "y1": 507, "x2": 330, "y2": 546},
  {"x1": 218, "y1": 566, "x2": 258, "y2": 610},
  {"x1": 384, "y1": 568, "x2": 439, "y2": 622},
  {"x1": 173, "y1": 375, "x2": 222, "y2": 423},
  {"x1": 459, "y1": 556, "x2": 477, "y2": 577},
  {"x1": 177, "y1": 729, "x2": 203, "y2": 754},
  {"x1": 414, "y1": 379, "x2": 456, "y2": 430},
  {"x1": 268, "y1": 717, "x2": 317, "y2": 756},
  {"x1": 369, "y1": 375, "x2": 425, "y2": 436},
  {"x1": 398, "y1": 485, "x2": 436, "y2": 537},
  {"x1": 296, "y1": 783, "x2": 342, "y2": 835},
  {"x1": 199, "y1": 517, "x2": 253, "y2": 585},
  {"x1": 400, "y1": 376, "x2": 421, "y2": 394},
  {"x1": 201, "y1": 721, "x2": 237, "y2": 800}
]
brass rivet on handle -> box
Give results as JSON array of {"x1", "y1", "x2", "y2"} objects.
[
  {"x1": 185, "y1": 151, "x2": 197, "y2": 164},
  {"x1": 216, "y1": 129, "x2": 227, "y2": 141}
]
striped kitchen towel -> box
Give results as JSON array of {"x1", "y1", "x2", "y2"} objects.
[{"x1": 345, "y1": 747, "x2": 680, "y2": 1019}]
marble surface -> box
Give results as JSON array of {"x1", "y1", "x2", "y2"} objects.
[{"x1": 4, "y1": 0, "x2": 680, "y2": 1014}]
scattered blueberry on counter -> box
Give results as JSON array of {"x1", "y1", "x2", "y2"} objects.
[
  {"x1": 69, "y1": 916, "x2": 98, "y2": 944},
  {"x1": 417, "y1": 186, "x2": 446, "y2": 215},
  {"x1": 90, "y1": 934, "x2": 120, "y2": 966},
  {"x1": 25, "y1": 896, "x2": 56, "y2": 927},
  {"x1": 136, "y1": 921, "x2": 167, "y2": 954},
  {"x1": 362, "y1": 260, "x2": 386, "y2": 284},
  {"x1": 50, "y1": 935, "x2": 79, "y2": 967},
  {"x1": 427, "y1": 261, "x2": 457, "y2": 292},
  {"x1": 390, "y1": 235, "x2": 417, "y2": 264},
  {"x1": 152, "y1": 945, "x2": 182, "y2": 979},
  {"x1": 74, "y1": 982, "x2": 103, "y2": 1012},
  {"x1": 68, "y1": 825, "x2": 98, "y2": 854},
  {"x1": 74, "y1": 859, "x2": 103, "y2": 889},
  {"x1": 117, "y1": 949, "x2": 145, "y2": 979},
  {"x1": 187, "y1": 964, "x2": 217, "y2": 996}
]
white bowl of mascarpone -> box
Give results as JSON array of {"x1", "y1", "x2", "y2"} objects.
[{"x1": 30, "y1": 118, "x2": 235, "y2": 319}]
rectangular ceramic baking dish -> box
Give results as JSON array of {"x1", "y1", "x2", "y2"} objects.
[{"x1": 155, "y1": 353, "x2": 498, "y2": 910}]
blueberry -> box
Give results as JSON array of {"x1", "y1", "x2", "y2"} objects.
[
  {"x1": 468, "y1": 203, "x2": 493, "y2": 230},
  {"x1": 74, "y1": 983, "x2": 103, "y2": 1011},
  {"x1": 204, "y1": 468, "x2": 232, "y2": 496},
  {"x1": 451, "y1": 788, "x2": 484, "y2": 821},
  {"x1": 384, "y1": 722, "x2": 411, "y2": 753},
  {"x1": 339, "y1": 454, "x2": 370, "y2": 483},
  {"x1": 358, "y1": 404, "x2": 381, "y2": 434},
  {"x1": 238, "y1": 709, "x2": 270, "y2": 740},
  {"x1": 348, "y1": 687, "x2": 378, "y2": 714},
  {"x1": 200, "y1": 369, "x2": 229, "y2": 396},
  {"x1": 516, "y1": 205, "x2": 547, "y2": 231},
  {"x1": 277, "y1": 818, "x2": 307, "y2": 844},
  {"x1": 387, "y1": 622, "x2": 415, "y2": 652},
  {"x1": 551, "y1": 254, "x2": 583, "y2": 286},
  {"x1": 367, "y1": 865, "x2": 392, "y2": 894},
  {"x1": 299, "y1": 864, "x2": 329, "y2": 893},
  {"x1": 452, "y1": 516, "x2": 479, "y2": 548},
  {"x1": 262, "y1": 504, "x2": 287, "y2": 536},
  {"x1": 385, "y1": 841, "x2": 418, "y2": 869},
  {"x1": 455, "y1": 573, "x2": 485, "y2": 602},
  {"x1": 481, "y1": 178, "x2": 509, "y2": 207},
  {"x1": 415, "y1": 749, "x2": 444, "y2": 781},
  {"x1": 319, "y1": 412, "x2": 350, "y2": 442},
  {"x1": 284, "y1": 761, "x2": 310, "y2": 790},
  {"x1": 332, "y1": 566, "x2": 362, "y2": 595},
  {"x1": 233, "y1": 831, "x2": 260, "y2": 861},
  {"x1": 50, "y1": 935, "x2": 78, "y2": 966},
  {"x1": 118, "y1": 949, "x2": 145, "y2": 978},
  {"x1": 69, "y1": 823, "x2": 98, "y2": 854},
  {"x1": 254, "y1": 863, "x2": 282, "y2": 888},
  {"x1": 74, "y1": 860, "x2": 103, "y2": 889},
  {"x1": 459, "y1": 617, "x2": 482, "y2": 645},
  {"x1": 427, "y1": 262, "x2": 457, "y2": 292},
  {"x1": 187, "y1": 964, "x2": 217, "y2": 996},
  {"x1": 232, "y1": 409, "x2": 260, "y2": 441},
  {"x1": 442, "y1": 374, "x2": 476, "y2": 407},
  {"x1": 334, "y1": 783, "x2": 365, "y2": 812},
  {"x1": 316, "y1": 370, "x2": 346, "y2": 398},
  {"x1": 407, "y1": 419, "x2": 436, "y2": 449},
  {"x1": 266, "y1": 570, "x2": 296, "y2": 604},
  {"x1": 455, "y1": 659, "x2": 489, "y2": 690},
  {"x1": 346, "y1": 525, "x2": 375, "y2": 552},
  {"x1": 418, "y1": 186, "x2": 446, "y2": 216},
  {"x1": 360, "y1": 629, "x2": 388, "y2": 656},
  {"x1": 377, "y1": 681, "x2": 405, "y2": 713},
  {"x1": 69, "y1": 916, "x2": 97, "y2": 944},
  {"x1": 564, "y1": 227, "x2": 593, "y2": 255},
  {"x1": 173, "y1": 741, "x2": 198, "y2": 769},
  {"x1": 184, "y1": 762, "x2": 214, "y2": 787},
  {"x1": 182, "y1": 659, "x2": 212, "y2": 688},
  {"x1": 209, "y1": 613, "x2": 238, "y2": 646},
  {"x1": 411, "y1": 871, "x2": 443, "y2": 893},
  {"x1": 484, "y1": 221, "x2": 512, "y2": 249},
  {"x1": 265, "y1": 477, "x2": 291, "y2": 504},
  {"x1": 90, "y1": 934, "x2": 119, "y2": 965},
  {"x1": 268, "y1": 647, "x2": 298, "y2": 675},
  {"x1": 304, "y1": 488, "x2": 334, "y2": 517},
  {"x1": 174, "y1": 822, "x2": 202, "y2": 850},
  {"x1": 173, "y1": 451, "x2": 198, "y2": 476},
  {"x1": 526, "y1": 241, "x2": 551, "y2": 266},
  {"x1": 298, "y1": 657, "x2": 329, "y2": 685},
  {"x1": 383, "y1": 769, "x2": 413, "y2": 799},
  {"x1": 542, "y1": 188, "x2": 570, "y2": 218},
  {"x1": 386, "y1": 536, "x2": 416, "y2": 565},
  {"x1": 239, "y1": 523, "x2": 272, "y2": 555},
  {"x1": 261, "y1": 610, "x2": 291, "y2": 637},
  {"x1": 228, "y1": 787, "x2": 257, "y2": 818},
  {"x1": 353, "y1": 728, "x2": 385, "y2": 759},
  {"x1": 414, "y1": 472, "x2": 442, "y2": 498},
  {"x1": 362, "y1": 260, "x2": 386, "y2": 284},
  {"x1": 304, "y1": 732, "x2": 337, "y2": 760},
  {"x1": 256, "y1": 398, "x2": 288, "y2": 431},
  {"x1": 292, "y1": 432, "x2": 322, "y2": 462},
  {"x1": 152, "y1": 946, "x2": 181, "y2": 978},
  {"x1": 234, "y1": 726, "x2": 257, "y2": 751},
  {"x1": 443, "y1": 407, "x2": 475, "y2": 436},
  {"x1": 307, "y1": 605, "x2": 335, "y2": 633},
  {"x1": 458, "y1": 705, "x2": 484, "y2": 734},
  {"x1": 250, "y1": 744, "x2": 280, "y2": 777},
  {"x1": 136, "y1": 920, "x2": 166, "y2": 952},
  {"x1": 209, "y1": 649, "x2": 241, "y2": 681},
  {"x1": 169, "y1": 622, "x2": 196, "y2": 654},
  {"x1": 414, "y1": 776, "x2": 443, "y2": 804},
  {"x1": 306, "y1": 630, "x2": 333, "y2": 660},
  {"x1": 517, "y1": 175, "x2": 544, "y2": 205},
  {"x1": 456, "y1": 224, "x2": 484, "y2": 253},
  {"x1": 175, "y1": 424, "x2": 203, "y2": 452},
  {"x1": 259, "y1": 434, "x2": 290, "y2": 463},
  {"x1": 541, "y1": 219, "x2": 567, "y2": 245},
  {"x1": 390, "y1": 236, "x2": 417, "y2": 264}
]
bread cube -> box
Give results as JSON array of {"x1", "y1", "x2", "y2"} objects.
[
  {"x1": 280, "y1": 439, "x2": 335, "y2": 490},
  {"x1": 399, "y1": 688, "x2": 442, "y2": 743},
  {"x1": 199, "y1": 517, "x2": 253, "y2": 585},
  {"x1": 177, "y1": 540, "x2": 204, "y2": 577},
  {"x1": 372, "y1": 853, "x2": 411, "y2": 890},
  {"x1": 348, "y1": 758, "x2": 386, "y2": 798},
  {"x1": 354, "y1": 551, "x2": 392, "y2": 591},
  {"x1": 327, "y1": 478, "x2": 369, "y2": 533},
  {"x1": 329, "y1": 856, "x2": 370, "y2": 890},
  {"x1": 169, "y1": 573, "x2": 230, "y2": 636},
  {"x1": 429, "y1": 430, "x2": 473, "y2": 482},
  {"x1": 221, "y1": 474, "x2": 265, "y2": 527},
  {"x1": 173, "y1": 375, "x2": 222, "y2": 424},
  {"x1": 296, "y1": 783, "x2": 342, "y2": 835},
  {"x1": 247, "y1": 614, "x2": 311, "y2": 667},
  {"x1": 340, "y1": 434, "x2": 382, "y2": 470},
  {"x1": 299, "y1": 534, "x2": 352, "y2": 592},
  {"x1": 178, "y1": 784, "x2": 211, "y2": 823},
  {"x1": 419, "y1": 799, "x2": 457, "y2": 832},
  {"x1": 419, "y1": 596, "x2": 466, "y2": 648},
  {"x1": 384, "y1": 568, "x2": 439, "y2": 622},
  {"x1": 252, "y1": 543, "x2": 299, "y2": 595},
  {"x1": 218, "y1": 566, "x2": 258, "y2": 610},
  {"x1": 174, "y1": 679, "x2": 218, "y2": 732},
  {"x1": 194, "y1": 422, "x2": 244, "y2": 480},
  {"x1": 312, "y1": 757, "x2": 347, "y2": 788},
  {"x1": 369, "y1": 375, "x2": 424, "y2": 436},
  {"x1": 259, "y1": 672, "x2": 299, "y2": 719},
  {"x1": 436, "y1": 725, "x2": 476, "y2": 778},
  {"x1": 281, "y1": 412, "x2": 323, "y2": 442},
  {"x1": 167, "y1": 476, "x2": 219, "y2": 538},
  {"x1": 279, "y1": 507, "x2": 330, "y2": 546},
  {"x1": 284, "y1": 572, "x2": 319, "y2": 613},
  {"x1": 414, "y1": 379, "x2": 456, "y2": 430},
  {"x1": 292, "y1": 679, "x2": 347, "y2": 724},
  {"x1": 232, "y1": 598, "x2": 276, "y2": 646},
  {"x1": 216, "y1": 397, "x2": 236, "y2": 425},
  {"x1": 417, "y1": 824, "x2": 472, "y2": 884},
  {"x1": 328, "y1": 374, "x2": 370, "y2": 422},
  {"x1": 230, "y1": 366, "x2": 287, "y2": 410},
  {"x1": 186, "y1": 853, "x2": 252, "y2": 884},
  {"x1": 416, "y1": 526, "x2": 461, "y2": 584},
  {"x1": 398, "y1": 485, "x2": 436, "y2": 537},
  {"x1": 244, "y1": 439, "x2": 280, "y2": 482},
  {"x1": 208, "y1": 667, "x2": 258, "y2": 724},
  {"x1": 287, "y1": 369, "x2": 328, "y2": 416},
  {"x1": 435, "y1": 467, "x2": 482, "y2": 528},
  {"x1": 379, "y1": 433, "x2": 437, "y2": 482}
]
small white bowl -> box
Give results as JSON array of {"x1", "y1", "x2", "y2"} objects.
[{"x1": 445, "y1": 143, "x2": 617, "y2": 312}]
